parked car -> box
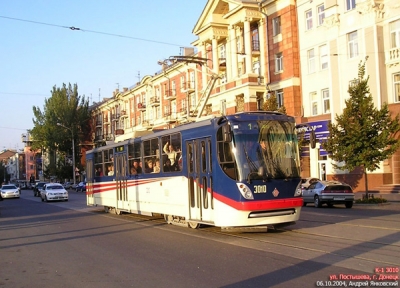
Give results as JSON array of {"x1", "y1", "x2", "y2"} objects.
[
  {"x1": 33, "y1": 182, "x2": 47, "y2": 197},
  {"x1": 40, "y1": 183, "x2": 68, "y2": 202},
  {"x1": 0, "y1": 184, "x2": 20, "y2": 199},
  {"x1": 63, "y1": 182, "x2": 72, "y2": 189},
  {"x1": 302, "y1": 180, "x2": 354, "y2": 208},
  {"x1": 301, "y1": 177, "x2": 320, "y2": 190},
  {"x1": 76, "y1": 181, "x2": 86, "y2": 192}
]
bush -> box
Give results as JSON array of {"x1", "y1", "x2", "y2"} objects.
[{"x1": 355, "y1": 194, "x2": 388, "y2": 204}]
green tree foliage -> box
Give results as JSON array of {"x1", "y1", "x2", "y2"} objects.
[
  {"x1": 324, "y1": 58, "x2": 400, "y2": 196},
  {"x1": 262, "y1": 92, "x2": 287, "y2": 114},
  {"x1": 30, "y1": 83, "x2": 91, "y2": 179}
]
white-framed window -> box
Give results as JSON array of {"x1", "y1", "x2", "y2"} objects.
[
  {"x1": 131, "y1": 118, "x2": 135, "y2": 127},
  {"x1": 276, "y1": 90, "x2": 284, "y2": 108},
  {"x1": 348, "y1": 31, "x2": 359, "y2": 58},
  {"x1": 322, "y1": 89, "x2": 330, "y2": 113},
  {"x1": 220, "y1": 99, "x2": 226, "y2": 115},
  {"x1": 308, "y1": 48, "x2": 316, "y2": 74},
  {"x1": 272, "y1": 16, "x2": 281, "y2": 36},
  {"x1": 275, "y1": 52, "x2": 283, "y2": 72},
  {"x1": 320, "y1": 45, "x2": 328, "y2": 70},
  {"x1": 219, "y1": 44, "x2": 226, "y2": 59},
  {"x1": 346, "y1": 0, "x2": 356, "y2": 11},
  {"x1": 317, "y1": 5, "x2": 325, "y2": 26},
  {"x1": 306, "y1": 10, "x2": 313, "y2": 30},
  {"x1": 394, "y1": 73, "x2": 400, "y2": 103},
  {"x1": 390, "y1": 20, "x2": 400, "y2": 49},
  {"x1": 253, "y1": 60, "x2": 260, "y2": 74},
  {"x1": 171, "y1": 81, "x2": 176, "y2": 95},
  {"x1": 311, "y1": 92, "x2": 318, "y2": 115}
]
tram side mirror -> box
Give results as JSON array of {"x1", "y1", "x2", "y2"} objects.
[{"x1": 222, "y1": 125, "x2": 232, "y2": 142}]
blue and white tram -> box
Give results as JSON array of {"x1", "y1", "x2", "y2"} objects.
[{"x1": 86, "y1": 112, "x2": 315, "y2": 230}]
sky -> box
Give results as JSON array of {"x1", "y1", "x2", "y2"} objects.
[{"x1": 0, "y1": 0, "x2": 207, "y2": 151}]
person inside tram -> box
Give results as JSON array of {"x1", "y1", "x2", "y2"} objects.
[
  {"x1": 163, "y1": 141, "x2": 177, "y2": 166},
  {"x1": 153, "y1": 159, "x2": 161, "y2": 173},
  {"x1": 130, "y1": 160, "x2": 142, "y2": 175},
  {"x1": 107, "y1": 165, "x2": 114, "y2": 176},
  {"x1": 163, "y1": 158, "x2": 174, "y2": 172},
  {"x1": 144, "y1": 159, "x2": 154, "y2": 173},
  {"x1": 97, "y1": 167, "x2": 104, "y2": 177}
]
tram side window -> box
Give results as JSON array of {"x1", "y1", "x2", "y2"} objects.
[
  {"x1": 143, "y1": 138, "x2": 159, "y2": 173},
  {"x1": 104, "y1": 149, "x2": 114, "y2": 176},
  {"x1": 161, "y1": 133, "x2": 181, "y2": 172},
  {"x1": 94, "y1": 152, "x2": 104, "y2": 176},
  {"x1": 188, "y1": 143, "x2": 193, "y2": 173},
  {"x1": 128, "y1": 142, "x2": 142, "y2": 175}
]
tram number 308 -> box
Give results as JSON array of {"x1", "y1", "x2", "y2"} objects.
[{"x1": 254, "y1": 185, "x2": 267, "y2": 193}]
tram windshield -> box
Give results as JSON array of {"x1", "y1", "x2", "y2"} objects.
[{"x1": 229, "y1": 120, "x2": 301, "y2": 181}]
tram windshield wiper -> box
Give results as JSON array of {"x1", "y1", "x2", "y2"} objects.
[{"x1": 247, "y1": 166, "x2": 265, "y2": 184}]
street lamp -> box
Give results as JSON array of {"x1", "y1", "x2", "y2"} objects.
[{"x1": 57, "y1": 123, "x2": 76, "y2": 185}]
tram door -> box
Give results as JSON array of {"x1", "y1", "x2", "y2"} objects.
[
  {"x1": 115, "y1": 152, "x2": 128, "y2": 211},
  {"x1": 86, "y1": 158, "x2": 94, "y2": 206},
  {"x1": 187, "y1": 138, "x2": 214, "y2": 224}
]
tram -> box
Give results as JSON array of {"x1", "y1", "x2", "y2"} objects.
[{"x1": 86, "y1": 112, "x2": 315, "y2": 230}]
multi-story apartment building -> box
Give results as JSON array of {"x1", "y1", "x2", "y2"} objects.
[
  {"x1": 297, "y1": 0, "x2": 400, "y2": 189},
  {"x1": 89, "y1": 0, "x2": 400, "y2": 191}
]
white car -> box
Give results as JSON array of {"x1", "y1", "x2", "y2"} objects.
[
  {"x1": 0, "y1": 184, "x2": 20, "y2": 199},
  {"x1": 40, "y1": 183, "x2": 69, "y2": 202}
]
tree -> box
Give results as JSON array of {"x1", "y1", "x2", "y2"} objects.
[
  {"x1": 30, "y1": 83, "x2": 91, "y2": 180},
  {"x1": 263, "y1": 92, "x2": 287, "y2": 114},
  {"x1": 323, "y1": 58, "x2": 400, "y2": 197}
]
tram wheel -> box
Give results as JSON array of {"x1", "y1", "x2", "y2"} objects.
[{"x1": 188, "y1": 221, "x2": 200, "y2": 229}]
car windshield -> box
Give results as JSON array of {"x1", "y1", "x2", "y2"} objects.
[{"x1": 2, "y1": 185, "x2": 17, "y2": 190}]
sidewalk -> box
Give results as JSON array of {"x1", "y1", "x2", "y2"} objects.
[{"x1": 354, "y1": 191, "x2": 400, "y2": 202}]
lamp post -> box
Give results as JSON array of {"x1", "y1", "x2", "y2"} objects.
[{"x1": 57, "y1": 123, "x2": 76, "y2": 185}]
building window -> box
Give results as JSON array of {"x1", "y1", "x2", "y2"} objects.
[
  {"x1": 317, "y1": 5, "x2": 325, "y2": 26},
  {"x1": 394, "y1": 73, "x2": 400, "y2": 103},
  {"x1": 275, "y1": 52, "x2": 283, "y2": 72},
  {"x1": 390, "y1": 20, "x2": 400, "y2": 48},
  {"x1": 272, "y1": 16, "x2": 281, "y2": 36},
  {"x1": 276, "y1": 90, "x2": 284, "y2": 108},
  {"x1": 320, "y1": 45, "x2": 328, "y2": 70},
  {"x1": 322, "y1": 89, "x2": 330, "y2": 113},
  {"x1": 348, "y1": 31, "x2": 359, "y2": 58},
  {"x1": 311, "y1": 92, "x2": 318, "y2": 115},
  {"x1": 219, "y1": 44, "x2": 226, "y2": 59},
  {"x1": 308, "y1": 48, "x2": 315, "y2": 74},
  {"x1": 253, "y1": 60, "x2": 260, "y2": 75},
  {"x1": 180, "y1": 76, "x2": 185, "y2": 91},
  {"x1": 306, "y1": 10, "x2": 313, "y2": 30},
  {"x1": 346, "y1": 0, "x2": 356, "y2": 11}
]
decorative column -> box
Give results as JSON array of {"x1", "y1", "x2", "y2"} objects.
[
  {"x1": 244, "y1": 19, "x2": 252, "y2": 74},
  {"x1": 212, "y1": 37, "x2": 219, "y2": 74},
  {"x1": 258, "y1": 18, "x2": 266, "y2": 83},
  {"x1": 229, "y1": 25, "x2": 237, "y2": 79},
  {"x1": 202, "y1": 42, "x2": 208, "y2": 90}
]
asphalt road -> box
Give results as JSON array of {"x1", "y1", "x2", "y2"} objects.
[{"x1": 1, "y1": 190, "x2": 399, "y2": 288}]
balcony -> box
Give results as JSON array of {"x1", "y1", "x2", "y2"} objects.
[
  {"x1": 138, "y1": 103, "x2": 146, "y2": 111},
  {"x1": 164, "y1": 89, "x2": 176, "y2": 100},
  {"x1": 94, "y1": 135, "x2": 103, "y2": 142},
  {"x1": 149, "y1": 96, "x2": 160, "y2": 106},
  {"x1": 103, "y1": 117, "x2": 110, "y2": 125},
  {"x1": 219, "y1": 58, "x2": 226, "y2": 70},
  {"x1": 386, "y1": 47, "x2": 400, "y2": 67},
  {"x1": 164, "y1": 112, "x2": 177, "y2": 123},
  {"x1": 115, "y1": 129, "x2": 124, "y2": 136},
  {"x1": 120, "y1": 110, "x2": 128, "y2": 118},
  {"x1": 142, "y1": 120, "x2": 153, "y2": 129},
  {"x1": 96, "y1": 121, "x2": 102, "y2": 127},
  {"x1": 181, "y1": 81, "x2": 195, "y2": 92}
]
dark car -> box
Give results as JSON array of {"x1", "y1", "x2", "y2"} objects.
[
  {"x1": 302, "y1": 180, "x2": 354, "y2": 208},
  {"x1": 76, "y1": 181, "x2": 86, "y2": 192},
  {"x1": 33, "y1": 182, "x2": 47, "y2": 197}
]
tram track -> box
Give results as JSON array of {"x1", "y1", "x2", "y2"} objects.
[{"x1": 118, "y1": 212, "x2": 400, "y2": 269}]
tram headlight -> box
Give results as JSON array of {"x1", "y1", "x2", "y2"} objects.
[{"x1": 236, "y1": 183, "x2": 254, "y2": 200}]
